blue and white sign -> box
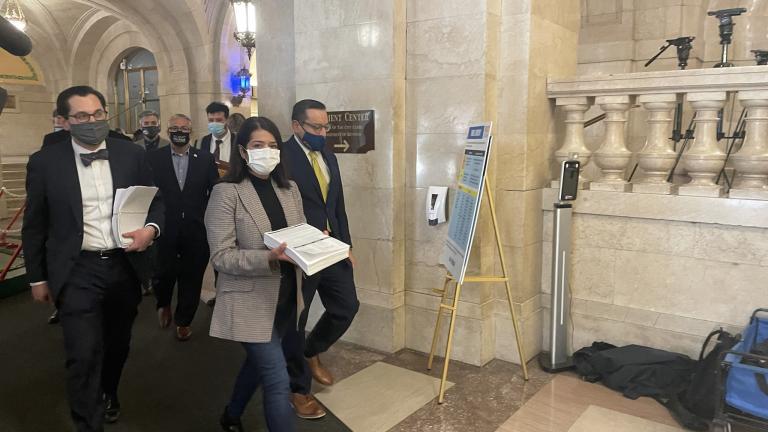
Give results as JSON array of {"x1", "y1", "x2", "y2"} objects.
[{"x1": 441, "y1": 122, "x2": 493, "y2": 284}]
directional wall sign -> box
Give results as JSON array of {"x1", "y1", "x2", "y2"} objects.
[{"x1": 327, "y1": 110, "x2": 375, "y2": 154}]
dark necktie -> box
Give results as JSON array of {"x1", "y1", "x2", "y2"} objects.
[
  {"x1": 214, "y1": 139, "x2": 222, "y2": 161},
  {"x1": 80, "y1": 148, "x2": 109, "y2": 167}
]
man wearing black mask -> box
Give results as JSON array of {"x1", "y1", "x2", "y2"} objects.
[
  {"x1": 146, "y1": 114, "x2": 217, "y2": 341},
  {"x1": 23, "y1": 85, "x2": 163, "y2": 431},
  {"x1": 133, "y1": 110, "x2": 169, "y2": 151}
]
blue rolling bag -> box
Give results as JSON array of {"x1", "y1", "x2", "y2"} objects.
[{"x1": 712, "y1": 308, "x2": 768, "y2": 432}]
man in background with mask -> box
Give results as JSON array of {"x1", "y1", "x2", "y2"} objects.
[
  {"x1": 41, "y1": 108, "x2": 69, "y2": 148},
  {"x1": 146, "y1": 113, "x2": 217, "y2": 341},
  {"x1": 133, "y1": 110, "x2": 169, "y2": 151},
  {"x1": 23, "y1": 85, "x2": 163, "y2": 431},
  {"x1": 197, "y1": 102, "x2": 235, "y2": 167},
  {"x1": 280, "y1": 99, "x2": 359, "y2": 419}
]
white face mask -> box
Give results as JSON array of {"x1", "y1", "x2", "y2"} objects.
[{"x1": 245, "y1": 147, "x2": 280, "y2": 176}]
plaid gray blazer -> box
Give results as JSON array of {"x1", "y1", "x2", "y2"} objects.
[{"x1": 204, "y1": 178, "x2": 305, "y2": 343}]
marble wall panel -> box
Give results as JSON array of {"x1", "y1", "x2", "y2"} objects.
[
  {"x1": 344, "y1": 186, "x2": 394, "y2": 240},
  {"x1": 343, "y1": 303, "x2": 405, "y2": 352},
  {"x1": 613, "y1": 249, "x2": 768, "y2": 326},
  {"x1": 406, "y1": 14, "x2": 488, "y2": 79},
  {"x1": 693, "y1": 224, "x2": 768, "y2": 267},
  {"x1": 496, "y1": 189, "x2": 543, "y2": 248},
  {"x1": 568, "y1": 311, "x2": 706, "y2": 359},
  {"x1": 405, "y1": 305, "x2": 490, "y2": 366},
  {"x1": 406, "y1": 75, "x2": 486, "y2": 134},
  {"x1": 494, "y1": 309, "x2": 543, "y2": 363},
  {"x1": 294, "y1": 0, "x2": 393, "y2": 31},
  {"x1": 406, "y1": 0, "x2": 488, "y2": 22},
  {"x1": 411, "y1": 133, "x2": 466, "y2": 188},
  {"x1": 570, "y1": 246, "x2": 616, "y2": 304},
  {"x1": 351, "y1": 238, "x2": 396, "y2": 292},
  {"x1": 294, "y1": 24, "x2": 394, "y2": 85},
  {"x1": 500, "y1": 243, "x2": 542, "y2": 303},
  {"x1": 531, "y1": 0, "x2": 580, "y2": 32}
]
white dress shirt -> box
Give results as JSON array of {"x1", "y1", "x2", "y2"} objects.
[
  {"x1": 211, "y1": 131, "x2": 231, "y2": 162},
  {"x1": 294, "y1": 134, "x2": 330, "y2": 181},
  {"x1": 72, "y1": 140, "x2": 119, "y2": 251}
]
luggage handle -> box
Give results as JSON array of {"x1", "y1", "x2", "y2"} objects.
[
  {"x1": 750, "y1": 308, "x2": 768, "y2": 322},
  {"x1": 699, "y1": 328, "x2": 727, "y2": 361}
]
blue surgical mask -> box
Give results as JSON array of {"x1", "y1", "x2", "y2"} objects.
[
  {"x1": 208, "y1": 122, "x2": 226, "y2": 136},
  {"x1": 302, "y1": 131, "x2": 326, "y2": 151}
]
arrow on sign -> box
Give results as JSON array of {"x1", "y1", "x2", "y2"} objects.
[{"x1": 334, "y1": 140, "x2": 350, "y2": 152}]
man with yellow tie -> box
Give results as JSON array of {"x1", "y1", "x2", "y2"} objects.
[{"x1": 281, "y1": 99, "x2": 359, "y2": 419}]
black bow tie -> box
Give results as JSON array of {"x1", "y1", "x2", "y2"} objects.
[{"x1": 80, "y1": 149, "x2": 109, "y2": 167}]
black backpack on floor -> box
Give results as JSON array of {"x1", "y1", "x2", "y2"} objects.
[{"x1": 681, "y1": 329, "x2": 740, "y2": 420}]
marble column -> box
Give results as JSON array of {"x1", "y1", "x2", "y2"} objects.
[
  {"x1": 591, "y1": 95, "x2": 632, "y2": 192},
  {"x1": 553, "y1": 97, "x2": 592, "y2": 189},
  {"x1": 679, "y1": 92, "x2": 727, "y2": 197},
  {"x1": 729, "y1": 90, "x2": 768, "y2": 200},
  {"x1": 633, "y1": 93, "x2": 678, "y2": 194}
]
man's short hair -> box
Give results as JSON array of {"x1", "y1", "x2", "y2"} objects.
[
  {"x1": 138, "y1": 110, "x2": 159, "y2": 121},
  {"x1": 291, "y1": 99, "x2": 326, "y2": 123},
  {"x1": 168, "y1": 113, "x2": 192, "y2": 124},
  {"x1": 52, "y1": 108, "x2": 59, "y2": 118},
  {"x1": 205, "y1": 102, "x2": 229, "y2": 118},
  {"x1": 56, "y1": 86, "x2": 107, "y2": 119}
]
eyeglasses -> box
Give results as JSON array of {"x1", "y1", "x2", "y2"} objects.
[
  {"x1": 302, "y1": 121, "x2": 332, "y2": 132},
  {"x1": 69, "y1": 110, "x2": 107, "y2": 122},
  {"x1": 168, "y1": 126, "x2": 192, "y2": 133}
]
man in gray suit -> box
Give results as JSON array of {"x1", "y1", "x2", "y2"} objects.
[{"x1": 133, "y1": 110, "x2": 170, "y2": 151}]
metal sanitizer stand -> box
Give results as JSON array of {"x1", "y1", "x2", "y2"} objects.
[{"x1": 539, "y1": 159, "x2": 580, "y2": 373}]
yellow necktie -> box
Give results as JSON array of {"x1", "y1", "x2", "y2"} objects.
[{"x1": 310, "y1": 151, "x2": 328, "y2": 202}]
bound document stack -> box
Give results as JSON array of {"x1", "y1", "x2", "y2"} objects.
[
  {"x1": 112, "y1": 186, "x2": 158, "y2": 248},
  {"x1": 263, "y1": 223, "x2": 350, "y2": 275}
]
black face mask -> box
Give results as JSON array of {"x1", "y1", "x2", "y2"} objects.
[
  {"x1": 142, "y1": 126, "x2": 160, "y2": 139},
  {"x1": 169, "y1": 131, "x2": 191, "y2": 146}
]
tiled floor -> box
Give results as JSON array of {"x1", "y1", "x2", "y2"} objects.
[{"x1": 2, "y1": 292, "x2": 763, "y2": 432}]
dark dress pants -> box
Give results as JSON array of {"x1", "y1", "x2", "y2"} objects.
[
  {"x1": 154, "y1": 227, "x2": 209, "y2": 326},
  {"x1": 57, "y1": 251, "x2": 141, "y2": 432},
  {"x1": 281, "y1": 259, "x2": 359, "y2": 395}
]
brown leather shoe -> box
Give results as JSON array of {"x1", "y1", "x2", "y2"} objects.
[
  {"x1": 176, "y1": 326, "x2": 192, "y2": 341},
  {"x1": 157, "y1": 307, "x2": 172, "y2": 329},
  {"x1": 306, "y1": 355, "x2": 334, "y2": 386},
  {"x1": 290, "y1": 393, "x2": 326, "y2": 419}
]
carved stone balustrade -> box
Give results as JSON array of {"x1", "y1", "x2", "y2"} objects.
[{"x1": 547, "y1": 66, "x2": 768, "y2": 200}]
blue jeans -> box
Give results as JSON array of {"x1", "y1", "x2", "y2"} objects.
[{"x1": 227, "y1": 331, "x2": 295, "y2": 432}]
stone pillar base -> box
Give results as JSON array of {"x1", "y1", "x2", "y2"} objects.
[
  {"x1": 728, "y1": 188, "x2": 768, "y2": 200},
  {"x1": 678, "y1": 184, "x2": 724, "y2": 197},
  {"x1": 589, "y1": 181, "x2": 631, "y2": 192},
  {"x1": 633, "y1": 183, "x2": 677, "y2": 195}
]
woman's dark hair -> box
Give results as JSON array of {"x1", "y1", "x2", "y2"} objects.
[{"x1": 221, "y1": 116, "x2": 290, "y2": 189}]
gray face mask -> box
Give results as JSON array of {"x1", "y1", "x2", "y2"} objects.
[{"x1": 70, "y1": 120, "x2": 110, "y2": 146}]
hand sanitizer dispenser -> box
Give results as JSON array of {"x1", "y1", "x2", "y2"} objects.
[{"x1": 426, "y1": 186, "x2": 448, "y2": 226}]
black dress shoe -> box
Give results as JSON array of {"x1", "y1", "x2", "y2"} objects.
[
  {"x1": 104, "y1": 394, "x2": 120, "y2": 424},
  {"x1": 220, "y1": 406, "x2": 244, "y2": 432}
]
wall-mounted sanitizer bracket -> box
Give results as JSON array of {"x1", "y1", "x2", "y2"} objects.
[
  {"x1": 426, "y1": 186, "x2": 448, "y2": 226},
  {"x1": 539, "y1": 160, "x2": 580, "y2": 373}
]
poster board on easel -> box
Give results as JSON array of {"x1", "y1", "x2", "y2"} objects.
[{"x1": 440, "y1": 122, "x2": 493, "y2": 285}]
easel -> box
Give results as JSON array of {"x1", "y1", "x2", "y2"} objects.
[{"x1": 427, "y1": 184, "x2": 529, "y2": 403}]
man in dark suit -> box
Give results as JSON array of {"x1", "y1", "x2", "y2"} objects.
[
  {"x1": 196, "y1": 102, "x2": 236, "y2": 166},
  {"x1": 281, "y1": 99, "x2": 359, "y2": 419},
  {"x1": 23, "y1": 85, "x2": 163, "y2": 432},
  {"x1": 133, "y1": 109, "x2": 170, "y2": 151},
  {"x1": 147, "y1": 113, "x2": 217, "y2": 341}
]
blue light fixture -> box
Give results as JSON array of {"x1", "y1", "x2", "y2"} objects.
[{"x1": 230, "y1": 66, "x2": 252, "y2": 106}]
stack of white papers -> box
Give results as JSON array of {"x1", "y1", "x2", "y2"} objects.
[
  {"x1": 112, "y1": 186, "x2": 158, "y2": 248},
  {"x1": 264, "y1": 223, "x2": 350, "y2": 275}
]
